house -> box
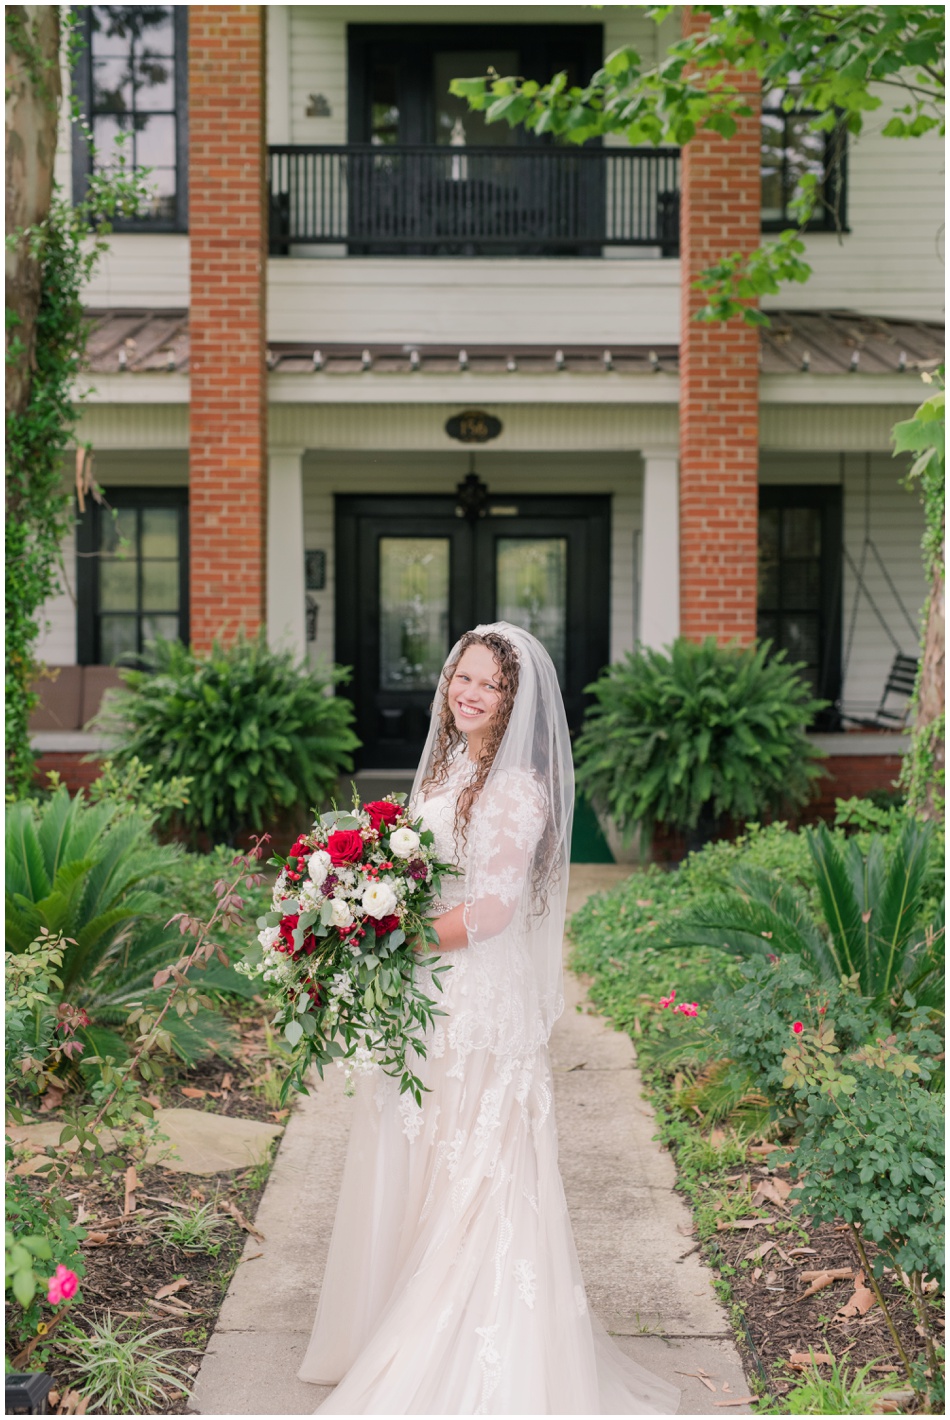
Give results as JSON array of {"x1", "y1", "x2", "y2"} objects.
[{"x1": 31, "y1": 4, "x2": 944, "y2": 826}]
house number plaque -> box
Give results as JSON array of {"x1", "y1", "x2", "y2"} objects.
[{"x1": 445, "y1": 409, "x2": 502, "y2": 444}]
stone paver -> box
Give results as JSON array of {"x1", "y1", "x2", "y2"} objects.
[
  {"x1": 7, "y1": 1110, "x2": 283, "y2": 1178},
  {"x1": 190, "y1": 865, "x2": 752, "y2": 1415},
  {"x1": 144, "y1": 1108, "x2": 284, "y2": 1175}
]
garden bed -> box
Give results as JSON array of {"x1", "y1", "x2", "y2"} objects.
[
  {"x1": 6, "y1": 1000, "x2": 291, "y2": 1415},
  {"x1": 569, "y1": 806, "x2": 945, "y2": 1415}
]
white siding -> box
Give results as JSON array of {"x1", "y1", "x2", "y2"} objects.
[
  {"x1": 268, "y1": 256, "x2": 680, "y2": 345},
  {"x1": 35, "y1": 523, "x2": 78, "y2": 666},
  {"x1": 79, "y1": 234, "x2": 190, "y2": 308},
  {"x1": 301, "y1": 450, "x2": 642, "y2": 669},
  {"x1": 759, "y1": 451, "x2": 926, "y2": 716},
  {"x1": 764, "y1": 90, "x2": 944, "y2": 322}
]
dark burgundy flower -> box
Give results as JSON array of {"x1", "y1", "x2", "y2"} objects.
[
  {"x1": 407, "y1": 858, "x2": 428, "y2": 881},
  {"x1": 374, "y1": 913, "x2": 401, "y2": 938},
  {"x1": 321, "y1": 873, "x2": 339, "y2": 897}
]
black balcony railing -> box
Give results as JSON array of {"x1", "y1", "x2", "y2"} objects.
[{"x1": 268, "y1": 144, "x2": 680, "y2": 257}]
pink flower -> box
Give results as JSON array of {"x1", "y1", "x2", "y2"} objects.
[
  {"x1": 658, "y1": 989, "x2": 676, "y2": 1009},
  {"x1": 674, "y1": 1002, "x2": 699, "y2": 1018},
  {"x1": 47, "y1": 1265, "x2": 79, "y2": 1306},
  {"x1": 791, "y1": 1021, "x2": 804, "y2": 1035}
]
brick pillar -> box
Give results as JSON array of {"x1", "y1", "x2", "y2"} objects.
[
  {"x1": 189, "y1": 7, "x2": 267, "y2": 652},
  {"x1": 678, "y1": 8, "x2": 761, "y2": 644}
]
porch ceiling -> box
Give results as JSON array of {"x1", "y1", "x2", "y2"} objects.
[{"x1": 82, "y1": 308, "x2": 943, "y2": 379}]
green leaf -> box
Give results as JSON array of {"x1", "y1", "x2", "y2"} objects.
[
  {"x1": 284, "y1": 1019, "x2": 303, "y2": 1048},
  {"x1": 12, "y1": 1268, "x2": 37, "y2": 1307}
]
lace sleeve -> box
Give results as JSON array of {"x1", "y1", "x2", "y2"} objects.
[{"x1": 463, "y1": 769, "x2": 546, "y2": 941}]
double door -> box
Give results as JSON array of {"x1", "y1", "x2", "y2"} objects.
[{"x1": 336, "y1": 495, "x2": 610, "y2": 767}]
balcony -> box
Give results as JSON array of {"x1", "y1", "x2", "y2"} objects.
[{"x1": 267, "y1": 145, "x2": 681, "y2": 258}]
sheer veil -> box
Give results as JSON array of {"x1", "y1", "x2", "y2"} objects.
[{"x1": 411, "y1": 621, "x2": 575, "y2": 1055}]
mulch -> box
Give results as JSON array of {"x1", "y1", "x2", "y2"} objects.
[
  {"x1": 5, "y1": 1007, "x2": 293, "y2": 1415},
  {"x1": 29, "y1": 1162, "x2": 268, "y2": 1415},
  {"x1": 697, "y1": 1156, "x2": 942, "y2": 1408}
]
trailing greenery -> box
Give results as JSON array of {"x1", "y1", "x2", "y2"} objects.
[
  {"x1": 6, "y1": 10, "x2": 151, "y2": 797},
  {"x1": 895, "y1": 370, "x2": 946, "y2": 820},
  {"x1": 95, "y1": 633, "x2": 360, "y2": 845},
  {"x1": 573, "y1": 638, "x2": 826, "y2": 838}
]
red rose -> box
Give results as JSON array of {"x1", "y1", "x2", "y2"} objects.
[
  {"x1": 365, "y1": 801, "x2": 400, "y2": 832},
  {"x1": 327, "y1": 829, "x2": 365, "y2": 866},
  {"x1": 288, "y1": 835, "x2": 311, "y2": 861},
  {"x1": 374, "y1": 913, "x2": 401, "y2": 938}
]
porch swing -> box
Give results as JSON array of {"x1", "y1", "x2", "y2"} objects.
[{"x1": 836, "y1": 456, "x2": 919, "y2": 731}]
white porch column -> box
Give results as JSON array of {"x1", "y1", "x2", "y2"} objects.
[
  {"x1": 639, "y1": 447, "x2": 680, "y2": 651},
  {"x1": 267, "y1": 447, "x2": 306, "y2": 658}
]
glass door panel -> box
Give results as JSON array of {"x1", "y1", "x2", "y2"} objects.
[
  {"x1": 379, "y1": 537, "x2": 450, "y2": 690},
  {"x1": 495, "y1": 536, "x2": 567, "y2": 681}
]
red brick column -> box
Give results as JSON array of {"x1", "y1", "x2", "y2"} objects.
[
  {"x1": 678, "y1": 8, "x2": 761, "y2": 644},
  {"x1": 189, "y1": 6, "x2": 267, "y2": 652}
]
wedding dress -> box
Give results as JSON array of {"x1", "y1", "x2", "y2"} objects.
[{"x1": 298, "y1": 625, "x2": 679, "y2": 1415}]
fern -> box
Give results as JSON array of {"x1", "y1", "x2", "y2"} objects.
[
  {"x1": 93, "y1": 633, "x2": 361, "y2": 845},
  {"x1": 574, "y1": 637, "x2": 827, "y2": 835}
]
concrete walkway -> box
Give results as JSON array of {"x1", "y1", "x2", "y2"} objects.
[{"x1": 189, "y1": 866, "x2": 752, "y2": 1415}]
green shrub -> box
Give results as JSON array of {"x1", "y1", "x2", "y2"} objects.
[
  {"x1": 785, "y1": 1021, "x2": 944, "y2": 1288},
  {"x1": 95, "y1": 633, "x2": 360, "y2": 845},
  {"x1": 574, "y1": 637, "x2": 826, "y2": 837},
  {"x1": 703, "y1": 956, "x2": 881, "y2": 1102}
]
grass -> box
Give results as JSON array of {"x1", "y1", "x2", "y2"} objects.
[
  {"x1": 61, "y1": 1318, "x2": 196, "y2": 1413},
  {"x1": 157, "y1": 1200, "x2": 233, "y2": 1256},
  {"x1": 761, "y1": 1356, "x2": 911, "y2": 1415}
]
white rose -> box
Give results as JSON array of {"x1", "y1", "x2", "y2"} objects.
[
  {"x1": 307, "y1": 850, "x2": 331, "y2": 887},
  {"x1": 361, "y1": 880, "x2": 398, "y2": 919},
  {"x1": 258, "y1": 925, "x2": 281, "y2": 951},
  {"x1": 389, "y1": 827, "x2": 420, "y2": 860},
  {"x1": 329, "y1": 898, "x2": 354, "y2": 930}
]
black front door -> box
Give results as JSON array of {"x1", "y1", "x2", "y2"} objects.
[{"x1": 337, "y1": 494, "x2": 610, "y2": 768}]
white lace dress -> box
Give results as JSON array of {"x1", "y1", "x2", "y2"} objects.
[{"x1": 298, "y1": 757, "x2": 679, "y2": 1415}]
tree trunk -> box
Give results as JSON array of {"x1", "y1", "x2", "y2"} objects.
[
  {"x1": 5, "y1": 5, "x2": 62, "y2": 430},
  {"x1": 914, "y1": 531, "x2": 945, "y2": 820}
]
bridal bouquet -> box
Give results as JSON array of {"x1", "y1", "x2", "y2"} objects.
[{"x1": 238, "y1": 795, "x2": 454, "y2": 1104}]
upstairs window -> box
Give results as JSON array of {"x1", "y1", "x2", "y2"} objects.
[
  {"x1": 761, "y1": 91, "x2": 847, "y2": 232},
  {"x1": 72, "y1": 5, "x2": 188, "y2": 231}
]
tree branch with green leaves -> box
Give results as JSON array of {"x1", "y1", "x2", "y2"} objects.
[{"x1": 449, "y1": 5, "x2": 944, "y2": 323}]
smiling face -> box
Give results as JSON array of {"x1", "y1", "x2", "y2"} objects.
[{"x1": 446, "y1": 643, "x2": 505, "y2": 758}]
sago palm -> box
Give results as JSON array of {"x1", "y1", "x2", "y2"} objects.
[{"x1": 658, "y1": 821, "x2": 943, "y2": 1018}]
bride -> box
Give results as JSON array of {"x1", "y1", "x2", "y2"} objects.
[{"x1": 298, "y1": 623, "x2": 679, "y2": 1415}]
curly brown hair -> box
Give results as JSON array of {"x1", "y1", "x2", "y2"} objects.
[{"x1": 419, "y1": 629, "x2": 520, "y2": 840}]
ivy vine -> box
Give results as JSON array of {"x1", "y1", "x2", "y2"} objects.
[
  {"x1": 5, "y1": 9, "x2": 150, "y2": 797},
  {"x1": 894, "y1": 369, "x2": 946, "y2": 820}
]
